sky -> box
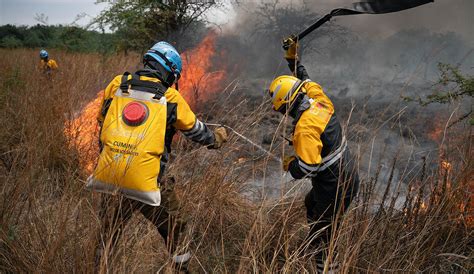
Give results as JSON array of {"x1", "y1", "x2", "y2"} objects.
[
  {"x1": 0, "y1": 0, "x2": 108, "y2": 26},
  {"x1": 0, "y1": 0, "x2": 472, "y2": 42}
]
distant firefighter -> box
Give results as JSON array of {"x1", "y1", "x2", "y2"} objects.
[
  {"x1": 268, "y1": 37, "x2": 359, "y2": 272},
  {"x1": 39, "y1": 49, "x2": 58, "y2": 74},
  {"x1": 87, "y1": 41, "x2": 227, "y2": 273}
]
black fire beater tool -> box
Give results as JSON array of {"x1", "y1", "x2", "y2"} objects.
[{"x1": 283, "y1": 0, "x2": 434, "y2": 49}]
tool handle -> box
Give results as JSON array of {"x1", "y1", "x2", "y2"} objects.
[
  {"x1": 205, "y1": 123, "x2": 282, "y2": 163},
  {"x1": 296, "y1": 13, "x2": 333, "y2": 41}
]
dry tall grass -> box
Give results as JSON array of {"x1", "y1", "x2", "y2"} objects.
[{"x1": 0, "y1": 49, "x2": 472, "y2": 273}]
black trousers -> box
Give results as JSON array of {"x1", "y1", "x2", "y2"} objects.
[
  {"x1": 304, "y1": 150, "x2": 360, "y2": 250},
  {"x1": 95, "y1": 184, "x2": 187, "y2": 266}
]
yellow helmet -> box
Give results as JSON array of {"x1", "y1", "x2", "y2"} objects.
[{"x1": 268, "y1": 75, "x2": 305, "y2": 112}]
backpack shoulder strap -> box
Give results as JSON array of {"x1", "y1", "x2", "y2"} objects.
[
  {"x1": 120, "y1": 72, "x2": 131, "y2": 93},
  {"x1": 128, "y1": 71, "x2": 168, "y2": 99},
  {"x1": 152, "y1": 83, "x2": 167, "y2": 100}
]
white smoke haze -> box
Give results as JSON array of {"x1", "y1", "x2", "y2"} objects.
[
  {"x1": 223, "y1": 0, "x2": 474, "y2": 81},
  {"x1": 226, "y1": 0, "x2": 474, "y2": 42},
  {"x1": 212, "y1": 0, "x2": 472, "y2": 197},
  {"x1": 316, "y1": 0, "x2": 474, "y2": 43}
]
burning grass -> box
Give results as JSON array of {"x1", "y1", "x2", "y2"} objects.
[{"x1": 0, "y1": 48, "x2": 472, "y2": 273}]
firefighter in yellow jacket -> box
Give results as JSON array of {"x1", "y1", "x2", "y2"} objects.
[
  {"x1": 87, "y1": 41, "x2": 227, "y2": 272},
  {"x1": 39, "y1": 50, "x2": 58, "y2": 74},
  {"x1": 268, "y1": 38, "x2": 359, "y2": 272}
]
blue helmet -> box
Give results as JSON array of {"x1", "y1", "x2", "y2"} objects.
[
  {"x1": 40, "y1": 49, "x2": 48, "y2": 59},
  {"x1": 144, "y1": 42, "x2": 182, "y2": 78}
]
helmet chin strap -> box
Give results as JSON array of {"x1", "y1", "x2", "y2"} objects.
[
  {"x1": 143, "y1": 58, "x2": 176, "y2": 87},
  {"x1": 287, "y1": 93, "x2": 310, "y2": 122}
]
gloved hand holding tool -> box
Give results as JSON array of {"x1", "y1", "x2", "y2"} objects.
[
  {"x1": 283, "y1": 35, "x2": 298, "y2": 60},
  {"x1": 210, "y1": 127, "x2": 228, "y2": 149}
]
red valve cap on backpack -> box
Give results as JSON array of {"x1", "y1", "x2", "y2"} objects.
[{"x1": 122, "y1": 101, "x2": 148, "y2": 126}]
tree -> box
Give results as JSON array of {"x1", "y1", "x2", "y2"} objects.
[
  {"x1": 0, "y1": 25, "x2": 26, "y2": 43},
  {"x1": 226, "y1": 0, "x2": 350, "y2": 78},
  {"x1": 404, "y1": 63, "x2": 474, "y2": 125},
  {"x1": 59, "y1": 26, "x2": 91, "y2": 52},
  {"x1": 93, "y1": 0, "x2": 221, "y2": 52},
  {"x1": 0, "y1": 24, "x2": 117, "y2": 54},
  {"x1": 242, "y1": 1, "x2": 350, "y2": 54},
  {"x1": 1, "y1": 36, "x2": 23, "y2": 48},
  {"x1": 23, "y1": 31, "x2": 42, "y2": 48},
  {"x1": 428, "y1": 64, "x2": 474, "y2": 105}
]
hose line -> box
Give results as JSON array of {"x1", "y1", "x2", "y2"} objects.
[{"x1": 205, "y1": 123, "x2": 282, "y2": 163}]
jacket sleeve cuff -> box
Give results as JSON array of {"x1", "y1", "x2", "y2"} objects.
[
  {"x1": 288, "y1": 159, "x2": 305, "y2": 179},
  {"x1": 288, "y1": 158, "x2": 319, "y2": 179}
]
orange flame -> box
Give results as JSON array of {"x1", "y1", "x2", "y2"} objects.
[
  {"x1": 64, "y1": 32, "x2": 225, "y2": 173},
  {"x1": 428, "y1": 125, "x2": 443, "y2": 143},
  {"x1": 463, "y1": 177, "x2": 474, "y2": 227},
  {"x1": 64, "y1": 91, "x2": 103, "y2": 173},
  {"x1": 427, "y1": 112, "x2": 446, "y2": 143},
  {"x1": 441, "y1": 160, "x2": 452, "y2": 172},
  {"x1": 179, "y1": 32, "x2": 225, "y2": 107}
]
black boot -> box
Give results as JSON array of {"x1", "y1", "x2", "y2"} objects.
[{"x1": 172, "y1": 252, "x2": 191, "y2": 274}]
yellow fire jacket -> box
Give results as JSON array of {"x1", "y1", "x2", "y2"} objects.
[
  {"x1": 293, "y1": 81, "x2": 335, "y2": 165},
  {"x1": 286, "y1": 61, "x2": 345, "y2": 179},
  {"x1": 40, "y1": 59, "x2": 58, "y2": 72}
]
